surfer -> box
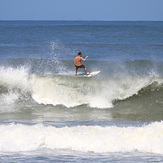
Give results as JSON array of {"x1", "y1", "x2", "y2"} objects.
[{"x1": 74, "y1": 52, "x2": 88, "y2": 76}]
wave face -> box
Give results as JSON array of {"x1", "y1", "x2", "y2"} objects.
[
  {"x1": 0, "y1": 121, "x2": 163, "y2": 154},
  {"x1": 0, "y1": 65, "x2": 163, "y2": 109},
  {"x1": 31, "y1": 73, "x2": 163, "y2": 109},
  {"x1": 1, "y1": 63, "x2": 163, "y2": 122}
]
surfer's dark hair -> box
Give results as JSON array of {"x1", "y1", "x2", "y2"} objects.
[{"x1": 78, "y1": 52, "x2": 82, "y2": 55}]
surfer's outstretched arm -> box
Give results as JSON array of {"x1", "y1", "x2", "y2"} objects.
[{"x1": 81, "y1": 56, "x2": 88, "y2": 61}]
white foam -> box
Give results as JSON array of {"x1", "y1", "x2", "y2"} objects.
[
  {"x1": 0, "y1": 66, "x2": 30, "y2": 112},
  {"x1": 0, "y1": 66, "x2": 29, "y2": 90},
  {"x1": 0, "y1": 122, "x2": 163, "y2": 154},
  {"x1": 0, "y1": 92, "x2": 19, "y2": 113},
  {"x1": 30, "y1": 74, "x2": 163, "y2": 108}
]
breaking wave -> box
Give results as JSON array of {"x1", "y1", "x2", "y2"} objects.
[
  {"x1": 0, "y1": 121, "x2": 163, "y2": 154},
  {"x1": 0, "y1": 66, "x2": 163, "y2": 112}
]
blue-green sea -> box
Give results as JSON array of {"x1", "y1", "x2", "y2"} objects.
[{"x1": 0, "y1": 21, "x2": 163, "y2": 162}]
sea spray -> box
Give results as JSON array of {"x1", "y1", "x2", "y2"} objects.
[
  {"x1": 0, "y1": 66, "x2": 31, "y2": 113},
  {"x1": 0, "y1": 66, "x2": 29, "y2": 90}
]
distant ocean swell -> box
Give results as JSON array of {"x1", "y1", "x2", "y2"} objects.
[
  {"x1": 0, "y1": 121, "x2": 163, "y2": 154},
  {"x1": 0, "y1": 66, "x2": 163, "y2": 112}
]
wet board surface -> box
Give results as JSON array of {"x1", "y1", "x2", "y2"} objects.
[{"x1": 84, "y1": 71, "x2": 100, "y2": 77}]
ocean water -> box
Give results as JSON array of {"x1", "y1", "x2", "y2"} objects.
[{"x1": 0, "y1": 21, "x2": 163, "y2": 162}]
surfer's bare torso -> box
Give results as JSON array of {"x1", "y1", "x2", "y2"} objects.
[{"x1": 74, "y1": 56, "x2": 83, "y2": 66}]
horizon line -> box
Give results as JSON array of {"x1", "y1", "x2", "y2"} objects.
[{"x1": 0, "y1": 19, "x2": 163, "y2": 22}]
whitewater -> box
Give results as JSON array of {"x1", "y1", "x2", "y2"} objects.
[
  {"x1": 1, "y1": 65, "x2": 163, "y2": 111},
  {"x1": 0, "y1": 122, "x2": 163, "y2": 154}
]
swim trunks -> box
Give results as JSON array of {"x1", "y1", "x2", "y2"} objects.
[{"x1": 75, "y1": 65, "x2": 85, "y2": 69}]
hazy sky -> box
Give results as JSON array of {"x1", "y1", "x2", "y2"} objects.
[{"x1": 0, "y1": 0, "x2": 163, "y2": 21}]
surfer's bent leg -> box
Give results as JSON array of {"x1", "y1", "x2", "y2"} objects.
[
  {"x1": 75, "y1": 66, "x2": 78, "y2": 76},
  {"x1": 84, "y1": 66, "x2": 87, "y2": 75},
  {"x1": 80, "y1": 65, "x2": 87, "y2": 75},
  {"x1": 82, "y1": 65, "x2": 87, "y2": 75}
]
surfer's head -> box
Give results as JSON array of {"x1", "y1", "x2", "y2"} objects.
[{"x1": 78, "y1": 52, "x2": 82, "y2": 56}]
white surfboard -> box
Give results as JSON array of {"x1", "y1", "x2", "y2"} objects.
[{"x1": 84, "y1": 71, "x2": 100, "y2": 77}]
